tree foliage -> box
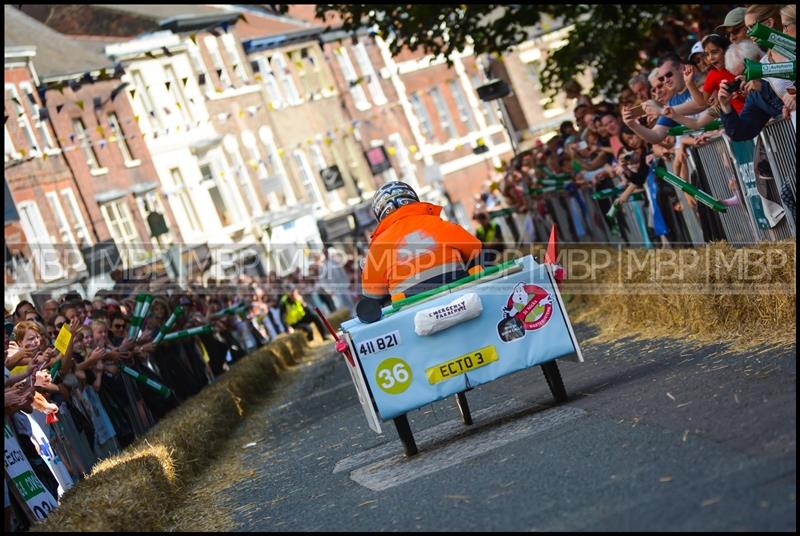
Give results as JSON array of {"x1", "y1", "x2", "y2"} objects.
[{"x1": 275, "y1": 4, "x2": 727, "y2": 99}]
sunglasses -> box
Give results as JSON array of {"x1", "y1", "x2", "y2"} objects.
[
  {"x1": 728, "y1": 24, "x2": 746, "y2": 35},
  {"x1": 657, "y1": 71, "x2": 675, "y2": 83}
]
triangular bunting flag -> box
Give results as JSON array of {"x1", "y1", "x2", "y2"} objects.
[
  {"x1": 130, "y1": 88, "x2": 136, "y2": 100},
  {"x1": 237, "y1": 13, "x2": 247, "y2": 23},
  {"x1": 182, "y1": 76, "x2": 189, "y2": 87},
  {"x1": 76, "y1": 100, "x2": 85, "y2": 110},
  {"x1": 190, "y1": 33, "x2": 197, "y2": 45},
  {"x1": 165, "y1": 81, "x2": 171, "y2": 91},
  {"x1": 162, "y1": 46, "x2": 173, "y2": 57}
]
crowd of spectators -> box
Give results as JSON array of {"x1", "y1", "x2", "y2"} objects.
[
  {"x1": 3, "y1": 248, "x2": 358, "y2": 531},
  {"x1": 472, "y1": 4, "x2": 796, "y2": 248}
]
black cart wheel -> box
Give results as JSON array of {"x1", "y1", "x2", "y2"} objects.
[
  {"x1": 455, "y1": 391, "x2": 473, "y2": 425},
  {"x1": 541, "y1": 360, "x2": 568, "y2": 403},
  {"x1": 393, "y1": 414, "x2": 418, "y2": 456}
]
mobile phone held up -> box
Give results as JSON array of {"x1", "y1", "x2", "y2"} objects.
[{"x1": 726, "y1": 78, "x2": 742, "y2": 93}]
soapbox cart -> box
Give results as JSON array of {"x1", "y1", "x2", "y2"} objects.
[{"x1": 336, "y1": 255, "x2": 583, "y2": 456}]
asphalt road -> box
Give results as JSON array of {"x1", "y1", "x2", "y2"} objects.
[{"x1": 217, "y1": 325, "x2": 796, "y2": 531}]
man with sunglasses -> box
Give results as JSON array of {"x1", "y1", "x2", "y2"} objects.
[
  {"x1": 622, "y1": 55, "x2": 704, "y2": 144},
  {"x1": 715, "y1": 7, "x2": 748, "y2": 44}
]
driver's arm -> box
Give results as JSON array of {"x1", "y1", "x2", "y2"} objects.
[{"x1": 361, "y1": 242, "x2": 390, "y2": 301}]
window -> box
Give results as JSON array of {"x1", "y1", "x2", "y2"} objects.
[
  {"x1": 429, "y1": 87, "x2": 457, "y2": 140},
  {"x1": 135, "y1": 190, "x2": 172, "y2": 249},
  {"x1": 199, "y1": 163, "x2": 239, "y2": 227},
  {"x1": 72, "y1": 118, "x2": 100, "y2": 170},
  {"x1": 471, "y1": 75, "x2": 499, "y2": 126},
  {"x1": 222, "y1": 33, "x2": 249, "y2": 84},
  {"x1": 293, "y1": 49, "x2": 321, "y2": 98},
  {"x1": 259, "y1": 126, "x2": 297, "y2": 205},
  {"x1": 131, "y1": 70, "x2": 162, "y2": 129},
  {"x1": 205, "y1": 36, "x2": 232, "y2": 89},
  {"x1": 60, "y1": 188, "x2": 92, "y2": 246},
  {"x1": 107, "y1": 112, "x2": 135, "y2": 162},
  {"x1": 387, "y1": 133, "x2": 419, "y2": 189},
  {"x1": 291, "y1": 149, "x2": 324, "y2": 210},
  {"x1": 352, "y1": 42, "x2": 386, "y2": 105},
  {"x1": 5, "y1": 84, "x2": 39, "y2": 153},
  {"x1": 100, "y1": 200, "x2": 140, "y2": 268},
  {"x1": 5, "y1": 126, "x2": 18, "y2": 161},
  {"x1": 333, "y1": 46, "x2": 370, "y2": 110},
  {"x1": 253, "y1": 57, "x2": 284, "y2": 109},
  {"x1": 170, "y1": 167, "x2": 202, "y2": 233},
  {"x1": 187, "y1": 40, "x2": 212, "y2": 88},
  {"x1": 19, "y1": 82, "x2": 55, "y2": 150},
  {"x1": 409, "y1": 93, "x2": 434, "y2": 140},
  {"x1": 271, "y1": 53, "x2": 301, "y2": 105},
  {"x1": 18, "y1": 200, "x2": 64, "y2": 280},
  {"x1": 225, "y1": 135, "x2": 261, "y2": 216},
  {"x1": 164, "y1": 64, "x2": 194, "y2": 124},
  {"x1": 448, "y1": 80, "x2": 477, "y2": 133},
  {"x1": 45, "y1": 192, "x2": 77, "y2": 245}
]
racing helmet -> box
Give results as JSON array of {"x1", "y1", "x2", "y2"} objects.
[{"x1": 371, "y1": 181, "x2": 419, "y2": 222}]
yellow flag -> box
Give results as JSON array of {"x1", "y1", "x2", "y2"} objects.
[
  {"x1": 54, "y1": 324, "x2": 73, "y2": 355},
  {"x1": 388, "y1": 146, "x2": 396, "y2": 156}
]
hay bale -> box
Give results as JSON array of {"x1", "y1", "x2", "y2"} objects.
[
  {"x1": 562, "y1": 241, "x2": 796, "y2": 349},
  {"x1": 34, "y1": 446, "x2": 176, "y2": 532},
  {"x1": 33, "y1": 332, "x2": 320, "y2": 532}
]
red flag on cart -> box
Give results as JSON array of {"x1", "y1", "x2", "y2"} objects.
[{"x1": 545, "y1": 225, "x2": 557, "y2": 265}]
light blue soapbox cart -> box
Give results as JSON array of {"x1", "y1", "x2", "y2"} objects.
[{"x1": 337, "y1": 255, "x2": 583, "y2": 456}]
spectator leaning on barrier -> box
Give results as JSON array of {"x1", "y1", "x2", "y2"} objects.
[{"x1": 718, "y1": 39, "x2": 784, "y2": 141}]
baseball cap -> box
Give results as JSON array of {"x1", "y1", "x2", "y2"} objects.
[
  {"x1": 715, "y1": 7, "x2": 746, "y2": 33},
  {"x1": 688, "y1": 41, "x2": 704, "y2": 62}
]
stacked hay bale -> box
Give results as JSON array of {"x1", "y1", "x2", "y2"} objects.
[
  {"x1": 33, "y1": 328, "x2": 316, "y2": 532},
  {"x1": 561, "y1": 241, "x2": 796, "y2": 349}
]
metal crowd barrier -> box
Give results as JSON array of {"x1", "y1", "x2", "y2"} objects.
[
  {"x1": 686, "y1": 135, "x2": 794, "y2": 245},
  {"x1": 760, "y1": 117, "x2": 796, "y2": 234}
]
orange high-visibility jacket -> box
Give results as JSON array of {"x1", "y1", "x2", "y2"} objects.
[{"x1": 361, "y1": 202, "x2": 482, "y2": 300}]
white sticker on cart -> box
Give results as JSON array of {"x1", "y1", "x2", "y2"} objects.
[
  {"x1": 356, "y1": 330, "x2": 401, "y2": 357},
  {"x1": 414, "y1": 292, "x2": 483, "y2": 336}
]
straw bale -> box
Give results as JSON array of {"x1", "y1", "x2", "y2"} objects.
[
  {"x1": 32, "y1": 331, "x2": 312, "y2": 532},
  {"x1": 561, "y1": 241, "x2": 795, "y2": 350}
]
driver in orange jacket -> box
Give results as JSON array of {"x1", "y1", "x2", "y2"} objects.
[{"x1": 361, "y1": 182, "x2": 483, "y2": 308}]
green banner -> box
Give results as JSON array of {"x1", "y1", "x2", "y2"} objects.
[{"x1": 728, "y1": 139, "x2": 771, "y2": 229}]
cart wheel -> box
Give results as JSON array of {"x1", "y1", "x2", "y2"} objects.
[
  {"x1": 541, "y1": 361, "x2": 568, "y2": 403},
  {"x1": 455, "y1": 391, "x2": 473, "y2": 425},
  {"x1": 393, "y1": 414, "x2": 418, "y2": 456}
]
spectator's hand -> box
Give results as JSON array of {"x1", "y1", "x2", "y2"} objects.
[
  {"x1": 4, "y1": 383, "x2": 35, "y2": 414},
  {"x1": 743, "y1": 79, "x2": 761, "y2": 95},
  {"x1": 138, "y1": 342, "x2": 157, "y2": 354},
  {"x1": 662, "y1": 106, "x2": 674, "y2": 119},
  {"x1": 34, "y1": 369, "x2": 53, "y2": 388},
  {"x1": 89, "y1": 347, "x2": 106, "y2": 363},
  {"x1": 5, "y1": 344, "x2": 33, "y2": 369},
  {"x1": 119, "y1": 337, "x2": 136, "y2": 353},
  {"x1": 718, "y1": 81, "x2": 733, "y2": 112},
  {"x1": 621, "y1": 106, "x2": 638, "y2": 126},
  {"x1": 642, "y1": 99, "x2": 663, "y2": 116},
  {"x1": 645, "y1": 154, "x2": 656, "y2": 166},
  {"x1": 782, "y1": 90, "x2": 796, "y2": 120},
  {"x1": 682, "y1": 64, "x2": 696, "y2": 86},
  {"x1": 68, "y1": 316, "x2": 81, "y2": 334}
]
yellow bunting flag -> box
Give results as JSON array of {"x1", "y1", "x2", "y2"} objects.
[
  {"x1": 409, "y1": 145, "x2": 418, "y2": 154},
  {"x1": 76, "y1": 100, "x2": 84, "y2": 110},
  {"x1": 388, "y1": 146, "x2": 396, "y2": 156},
  {"x1": 277, "y1": 147, "x2": 285, "y2": 156}
]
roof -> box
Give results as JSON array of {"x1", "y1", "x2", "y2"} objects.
[
  {"x1": 4, "y1": 6, "x2": 114, "y2": 80},
  {"x1": 91, "y1": 4, "x2": 225, "y2": 21}
]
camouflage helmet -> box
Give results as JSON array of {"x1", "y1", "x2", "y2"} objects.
[{"x1": 371, "y1": 181, "x2": 419, "y2": 222}]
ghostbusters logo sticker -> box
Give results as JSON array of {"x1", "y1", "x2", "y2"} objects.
[{"x1": 497, "y1": 283, "x2": 553, "y2": 342}]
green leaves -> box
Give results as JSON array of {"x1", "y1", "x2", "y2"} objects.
[{"x1": 275, "y1": 4, "x2": 716, "y2": 99}]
